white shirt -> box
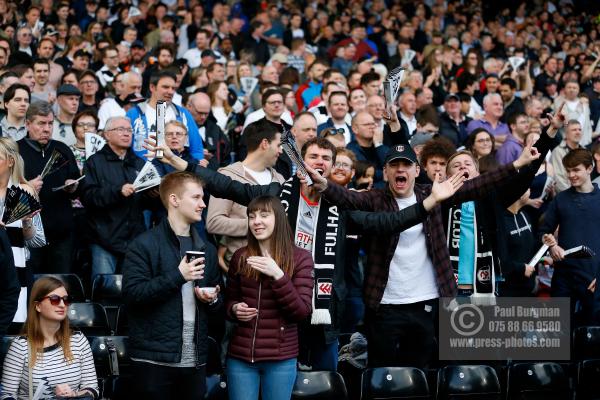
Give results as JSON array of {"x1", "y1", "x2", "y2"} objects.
[
  {"x1": 212, "y1": 106, "x2": 228, "y2": 131},
  {"x1": 52, "y1": 119, "x2": 75, "y2": 146},
  {"x1": 400, "y1": 112, "x2": 417, "y2": 137},
  {"x1": 243, "y1": 166, "x2": 272, "y2": 185},
  {"x1": 142, "y1": 102, "x2": 178, "y2": 132},
  {"x1": 243, "y1": 108, "x2": 293, "y2": 129},
  {"x1": 294, "y1": 195, "x2": 319, "y2": 253},
  {"x1": 380, "y1": 194, "x2": 439, "y2": 304},
  {"x1": 183, "y1": 47, "x2": 203, "y2": 69},
  {"x1": 332, "y1": 121, "x2": 352, "y2": 144},
  {"x1": 467, "y1": 98, "x2": 484, "y2": 119},
  {"x1": 96, "y1": 65, "x2": 121, "y2": 88},
  {"x1": 97, "y1": 98, "x2": 126, "y2": 130}
]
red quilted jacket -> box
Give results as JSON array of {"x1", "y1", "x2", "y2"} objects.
[{"x1": 225, "y1": 246, "x2": 314, "y2": 363}]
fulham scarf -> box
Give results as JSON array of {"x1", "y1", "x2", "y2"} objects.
[
  {"x1": 279, "y1": 177, "x2": 338, "y2": 325},
  {"x1": 446, "y1": 204, "x2": 496, "y2": 298}
]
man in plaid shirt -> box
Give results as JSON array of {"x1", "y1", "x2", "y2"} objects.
[{"x1": 307, "y1": 131, "x2": 549, "y2": 368}]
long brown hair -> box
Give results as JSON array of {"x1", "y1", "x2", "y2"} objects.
[
  {"x1": 23, "y1": 277, "x2": 73, "y2": 366},
  {"x1": 238, "y1": 196, "x2": 294, "y2": 280},
  {"x1": 207, "y1": 80, "x2": 232, "y2": 114}
]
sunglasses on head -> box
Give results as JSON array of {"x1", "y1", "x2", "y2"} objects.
[
  {"x1": 39, "y1": 295, "x2": 73, "y2": 306},
  {"x1": 323, "y1": 128, "x2": 345, "y2": 137}
]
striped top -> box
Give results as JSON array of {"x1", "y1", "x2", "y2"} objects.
[{"x1": 0, "y1": 332, "x2": 99, "y2": 400}]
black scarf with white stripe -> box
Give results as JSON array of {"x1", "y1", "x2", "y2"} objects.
[{"x1": 279, "y1": 176, "x2": 338, "y2": 324}]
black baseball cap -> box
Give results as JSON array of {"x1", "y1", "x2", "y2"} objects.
[
  {"x1": 444, "y1": 93, "x2": 460, "y2": 102},
  {"x1": 201, "y1": 49, "x2": 216, "y2": 58},
  {"x1": 384, "y1": 144, "x2": 418, "y2": 165},
  {"x1": 131, "y1": 40, "x2": 145, "y2": 49}
]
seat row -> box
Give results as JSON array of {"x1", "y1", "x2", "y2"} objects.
[{"x1": 1, "y1": 333, "x2": 593, "y2": 399}]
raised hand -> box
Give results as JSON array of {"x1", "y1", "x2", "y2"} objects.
[
  {"x1": 513, "y1": 142, "x2": 540, "y2": 169},
  {"x1": 430, "y1": 172, "x2": 465, "y2": 203},
  {"x1": 143, "y1": 134, "x2": 188, "y2": 171},
  {"x1": 301, "y1": 163, "x2": 327, "y2": 192},
  {"x1": 247, "y1": 256, "x2": 284, "y2": 280}
]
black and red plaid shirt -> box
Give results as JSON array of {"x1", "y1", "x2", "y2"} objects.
[{"x1": 322, "y1": 164, "x2": 517, "y2": 310}]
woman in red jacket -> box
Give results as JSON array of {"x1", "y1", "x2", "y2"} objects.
[{"x1": 225, "y1": 195, "x2": 314, "y2": 400}]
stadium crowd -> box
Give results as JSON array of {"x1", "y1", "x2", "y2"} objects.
[{"x1": 1, "y1": 0, "x2": 600, "y2": 398}]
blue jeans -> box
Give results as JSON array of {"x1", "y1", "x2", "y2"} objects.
[
  {"x1": 226, "y1": 357, "x2": 297, "y2": 400},
  {"x1": 90, "y1": 244, "x2": 119, "y2": 282}
]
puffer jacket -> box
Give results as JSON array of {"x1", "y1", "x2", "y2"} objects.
[
  {"x1": 225, "y1": 246, "x2": 313, "y2": 363},
  {"x1": 205, "y1": 161, "x2": 284, "y2": 264},
  {"x1": 122, "y1": 218, "x2": 221, "y2": 365}
]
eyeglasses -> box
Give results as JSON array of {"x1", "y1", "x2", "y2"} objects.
[
  {"x1": 77, "y1": 122, "x2": 96, "y2": 129},
  {"x1": 108, "y1": 127, "x2": 133, "y2": 134},
  {"x1": 334, "y1": 162, "x2": 352, "y2": 170},
  {"x1": 80, "y1": 80, "x2": 96, "y2": 85},
  {"x1": 266, "y1": 100, "x2": 283, "y2": 106},
  {"x1": 323, "y1": 128, "x2": 345, "y2": 136},
  {"x1": 165, "y1": 131, "x2": 187, "y2": 138},
  {"x1": 39, "y1": 295, "x2": 73, "y2": 306}
]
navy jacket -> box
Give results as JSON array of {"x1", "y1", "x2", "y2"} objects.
[{"x1": 122, "y1": 218, "x2": 221, "y2": 365}]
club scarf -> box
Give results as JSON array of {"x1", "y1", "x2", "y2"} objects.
[
  {"x1": 279, "y1": 177, "x2": 338, "y2": 325},
  {"x1": 446, "y1": 203, "x2": 496, "y2": 299}
]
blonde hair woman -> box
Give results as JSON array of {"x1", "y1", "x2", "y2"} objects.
[
  {"x1": 1, "y1": 276, "x2": 99, "y2": 399},
  {"x1": 0, "y1": 137, "x2": 45, "y2": 323}
]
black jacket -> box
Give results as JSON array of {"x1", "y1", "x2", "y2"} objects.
[
  {"x1": 0, "y1": 228, "x2": 19, "y2": 336},
  {"x1": 201, "y1": 119, "x2": 230, "y2": 171},
  {"x1": 122, "y1": 218, "x2": 221, "y2": 365},
  {"x1": 80, "y1": 145, "x2": 149, "y2": 255},
  {"x1": 439, "y1": 113, "x2": 472, "y2": 147},
  {"x1": 18, "y1": 138, "x2": 80, "y2": 240}
]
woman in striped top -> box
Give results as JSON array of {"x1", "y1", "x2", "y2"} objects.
[{"x1": 1, "y1": 276, "x2": 99, "y2": 399}]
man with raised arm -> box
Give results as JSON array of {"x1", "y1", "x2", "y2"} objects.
[
  {"x1": 301, "y1": 113, "x2": 560, "y2": 368},
  {"x1": 145, "y1": 136, "x2": 465, "y2": 371}
]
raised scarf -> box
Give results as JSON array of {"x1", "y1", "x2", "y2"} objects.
[
  {"x1": 279, "y1": 177, "x2": 338, "y2": 325},
  {"x1": 446, "y1": 203, "x2": 495, "y2": 298}
]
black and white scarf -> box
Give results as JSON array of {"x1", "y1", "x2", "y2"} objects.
[
  {"x1": 279, "y1": 177, "x2": 339, "y2": 325},
  {"x1": 446, "y1": 203, "x2": 496, "y2": 298}
]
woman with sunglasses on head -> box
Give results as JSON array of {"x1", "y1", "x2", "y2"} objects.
[
  {"x1": 226, "y1": 196, "x2": 313, "y2": 400},
  {"x1": 1, "y1": 276, "x2": 99, "y2": 399},
  {"x1": 321, "y1": 126, "x2": 346, "y2": 148}
]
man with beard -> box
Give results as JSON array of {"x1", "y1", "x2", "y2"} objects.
[
  {"x1": 141, "y1": 43, "x2": 174, "y2": 96},
  {"x1": 147, "y1": 135, "x2": 466, "y2": 371},
  {"x1": 129, "y1": 40, "x2": 147, "y2": 75}
]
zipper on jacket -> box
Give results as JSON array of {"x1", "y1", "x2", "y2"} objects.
[{"x1": 250, "y1": 281, "x2": 262, "y2": 363}]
